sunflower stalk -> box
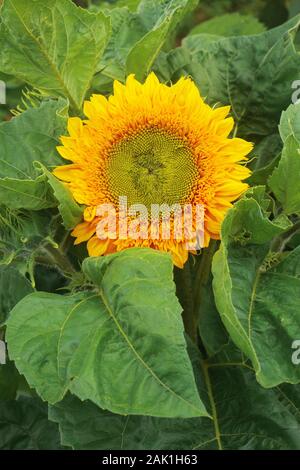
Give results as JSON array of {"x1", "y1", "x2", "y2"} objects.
[
  {"x1": 176, "y1": 240, "x2": 218, "y2": 346},
  {"x1": 192, "y1": 240, "x2": 218, "y2": 342},
  {"x1": 175, "y1": 259, "x2": 196, "y2": 343}
]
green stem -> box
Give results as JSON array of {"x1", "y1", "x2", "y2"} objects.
[
  {"x1": 39, "y1": 245, "x2": 76, "y2": 276},
  {"x1": 232, "y1": 123, "x2": 238, "y2": 138},
  {"x1": 0, "y1": 213, "x2": 20, "y2": 237},
  {"x1": 175, "y1": 240, "x2": 218, "y2": 344},
  {"x1": 271, "y1": 219, "x2": 300, "y2": 252},
  {"x1": 175, "y1": 259, "x2": 197, "y2": 343},
  {"x1": 59, "y1": 231, "x2": 73, "y2": 253},
  {"x1": 193, "y1": 240, "x2": 218, "y2": 312}
]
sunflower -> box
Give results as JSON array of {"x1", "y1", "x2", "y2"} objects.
[{"x1": 53, "y1": 73, "x2": 252, "y2": 268}]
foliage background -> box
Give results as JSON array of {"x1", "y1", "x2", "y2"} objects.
[{"x1": 1, "y1": 0, "x2": 300, "y2": 450}]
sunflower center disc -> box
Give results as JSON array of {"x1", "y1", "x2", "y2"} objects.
[{"x1": 107, "y1": 127, "x2": 198, "y2": 209}]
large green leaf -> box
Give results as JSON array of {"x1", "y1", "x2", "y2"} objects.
[
  {"x1": 49, "y1": 393, "x2": 209, "y2": 450},
  {"x1": 189, "y1": 13, "x2": 266, "y2": 37},
  {"x1": 126, "y1": 13, "x2": 176, "y2": 80},
  {"x1": 100, "y1": 0, "x2": 197, "y2": 81},
  {"x1": 0, "y1": 99, "x2": 67, "y2": 210},
  {"x1": 6, "y1": 248, "x2": 207, "y2": 418},
  {"x1": 98, "y1": 7, "x2": 147, "y2": 81},
  {"x1": 126, "y1": 0, "x2": 198, "y2": 80},
  {"x1": 6, "y1": 292, "x2": 82, "y2": 404},
  {"x1": 0, "y1": 266, "x2": 33, "y2": 324},
  {"x1": 179, "y1": 16, "x2": 300, "y2": 136},
  {"x1": 49, "y1": 364, "x2": 300, "y2": 450},
  {"x1": 212, "y1": 193, "x2": 300, "y2": 387},
  {"x1": 269, "y1": 104, "x2": 300, "y2": 215},
  {"x1": 269, "y1": 135, "x2": 300, "y2": 215},
  {"x1": 0, "y1": 397, "x2": 61, "y2": 449},
  {"x1": 0, "y1": 176, "x2": 56, "y2": 211},
  {"x1": 0, "y1": 0, "x2": 110, "y2": 112}
]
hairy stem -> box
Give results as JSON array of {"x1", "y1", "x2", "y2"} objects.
[
  {"x1": 38, "y1": 244, "x2": 76, "y2": 276},
  {"x1": 271, "y1": 219, "x2": 300, "y2": 252}
]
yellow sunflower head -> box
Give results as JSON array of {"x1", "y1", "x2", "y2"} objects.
[{"x1": 53, "y1": 73, "x2": 252, "y2": 268}]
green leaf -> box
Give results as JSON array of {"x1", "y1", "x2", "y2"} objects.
[
  {"x1": 189, "y1": 13, "x2": 266, "y2": 37},
  {"x1": 99, "y1": 7, "x2": 147, "y2": 81},
  {"x1": 279, "y1": 102, "x2": 300, "y2": 144},
  {"x1": 181, "y1": 16, "x2": 300, "y2": 136},
  {"x1": 153, "y1": 45, "x2": 192, "y2": 82},
  {"x1": 0, "y1": 99, "x2": 67, "y2": 210},
  {"x1": 0, "y1": 175, "x2": 56, "y2": 211},
  {"x1": 49, "y1": 393, "x2": 208, "y2": 450},
  {"x1": 37, "y1": 164, "x2": 83, "y2": 231},
  {"x1": 212, "y1": 194, "x2": 300, "y2": 388},
  {"x1": 6, "y1": 248, "x2": 208, "y2": 418},
  {"x1": 247, "y1": 134, "x2": 282, "y2": 186},
  {"x1": 277, "y1": 383, "x2": 300, "y2": 418},
  {"x1": 137, "y1": 0, "x2": 197, "y2": 30},
  {"x1": 126, "y1": 0, "x2": 197, "y2": 78},
  {"x1": 80, "y1": 251, "x2": 205, "y2": 418},
  {"x1": 269, "y1": 135, "x2": 300, "y2": 215},
  {"x1": 0, "y1": 0, "x2": 110, "y2": 112},
  {"x1": 6, "y1": 292, "x2": 80, "y2": 404},
  {"x1": 202, "y1": 365, "x2": 300, "y2": 450},
  {"x1": 0, "y1": 397, "x2": 61, "y2": 449},
  {"x1": 100, "y1": 0, "x2": 197, "y2": 82},
  {"x1": 289, "y1": 0, "x2": 300, "y2": 18},
  {"x1": 217, "y1": 192, "x2": 291, "y2": 246},
  {"x1": 126, "y1": 14, "x2": 175, "y2": 80},
  {"x1": 127, "y1": 0, "x2": 198, "y2": 80},
  {"x1": 49, "y1": 364, "x2": 300, "y2": 450},
  {"x1": 112, "y1": 0, "x2": 140, "y2": 11},
  {"x1": 0, "y1": 266, "x2": 34, "y2": 324},
  {"x1": 269, "y1": 103, "x2": 300, "y2": 215}
]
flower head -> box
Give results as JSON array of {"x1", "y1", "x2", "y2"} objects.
[{"x1": 54, "y1": 73, "x2": 252, "y2": 267}]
